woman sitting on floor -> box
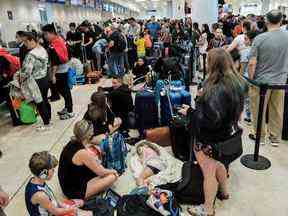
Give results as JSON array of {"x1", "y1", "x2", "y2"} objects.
[
  {"x1": 58, "y1": 120, "x2": 118, "y2": 200},
  {"x1": 83, "y1": 92, "x2": 122, "y2": 143}
]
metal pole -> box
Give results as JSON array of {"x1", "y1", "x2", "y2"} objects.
[{"x1": 254, "y1": 86, "x2": 267, "y2": 161}]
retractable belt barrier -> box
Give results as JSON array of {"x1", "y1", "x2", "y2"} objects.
[{"x1": 240, "y1": 77, "x2": 288, "y2": 170}]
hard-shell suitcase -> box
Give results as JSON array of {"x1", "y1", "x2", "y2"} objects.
[
  {"x1": 169, "y1": 116, "x2": 190, "y2": 161},
  {"x1": 135, "y1": 89, "x2": 159, "y2": 135}
]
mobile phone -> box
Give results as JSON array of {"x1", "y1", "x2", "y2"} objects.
[{"x1": 105, "y1": 189, "x2": 122, "y2": 208}]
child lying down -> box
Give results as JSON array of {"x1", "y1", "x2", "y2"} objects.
[{"x1": 130, "y1": 141, "x2": 183, "y2": 187}]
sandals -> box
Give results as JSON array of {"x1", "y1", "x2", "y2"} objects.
[
  {"x1": 216, "y1": 191, "x2": 230, "y2": 201},
  {"x1": 187, "y1": 205, "x2": 215, "y2": 216}
]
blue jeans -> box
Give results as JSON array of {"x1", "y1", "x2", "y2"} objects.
[
  {"x1": 245, "y1": 97, "x2": 251, "y2": 120},
  {"x1": 226, "y1": 36, "x2": 233, "y2": 45},
  {"x1": 108, "y1": 52, "x2": 125, "y2": 77}
]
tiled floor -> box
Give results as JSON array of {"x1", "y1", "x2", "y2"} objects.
[{"x1": 1, "y1": 79, "x2": 288, "y2": 216}]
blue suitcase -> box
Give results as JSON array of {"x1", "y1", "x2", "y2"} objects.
[{"x1": 135, "y1": 89, "x2": 159, "y2": 135}]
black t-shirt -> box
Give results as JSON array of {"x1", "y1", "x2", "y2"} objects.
[
  {"x1": 222, "y1": 21, "x2": 233, "y2": 37},
  {"x1": 109, "y1": 31, "x2": 126, "y2": 53},
  {"x1": 66, "y1": 31, "x2": 82, "y2": 42},
  {"x1": 108, "y1": 85, "x2": 134, "y2": 117},
  {"x1": 47, "y1": 47, "x2": 62, "y2": 67},
  {"x1": 82, "y1": 31, "x2": 94, "y2": 45}
]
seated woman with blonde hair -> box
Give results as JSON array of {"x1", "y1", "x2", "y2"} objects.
[{"x1": 58, "y1": 120, "x2": 118, "y2": 199}]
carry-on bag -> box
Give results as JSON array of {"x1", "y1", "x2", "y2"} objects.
[
  {"x1": 169, "y1": 116, "x2": 190, "y2": 161},
  {"x1": 135, "y1": 89, "x2": 159, "y2": 135}
]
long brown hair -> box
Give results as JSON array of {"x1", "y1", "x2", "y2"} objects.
[
  {"x1": 204, "y1": 48, "x2": 246, "y2": 100},
  {"x1": 88, "y1": 92, "x2": 107, "y2": 122}
]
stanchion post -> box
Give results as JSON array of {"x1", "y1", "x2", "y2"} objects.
[
  {"x1": 203, "y1": 53, "x2": 207, "y2": 81},
  {"x1": 241, "y1": 85, "x2": 271, "y2": 170},
  {"x1": 254, "y1": 86, "x2": 267, "y2": 161}
]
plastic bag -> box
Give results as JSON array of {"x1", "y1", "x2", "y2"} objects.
[{"x1": 19, "y1": 101, "x2": 37, "y2": 124}]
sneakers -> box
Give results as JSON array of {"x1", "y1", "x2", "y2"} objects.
[
  {"x1": 248, "y1": 134, "x2": 256, "y2": 141},
  {"x1": 36, "y1": 124, "x2": 52, "y2": 132},
  {"x1": 59, "y1": 112, "x2": 75, "y2": 120},
  {"x1": 244, "y1": 118, "x2": 251, "y2": 125},
  {"x1": 187, "y1": 205, "x2": 215, "y2": 216},
  {"x1": 57, "y1": 108, "x2": 68, "y2": 116},
  {"x1": 269, "y1": 136, "x2": 280, "y2": 147}
]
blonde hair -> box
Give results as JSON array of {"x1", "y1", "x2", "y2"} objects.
[{"x1": 73, "y1": 120, "x2": 93, "y2": 143}]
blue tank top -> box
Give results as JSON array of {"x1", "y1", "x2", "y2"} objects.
[{"x1": 25, "y1": 179, "x2": 58, "y2": 216}]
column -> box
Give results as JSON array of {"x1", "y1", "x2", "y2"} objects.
[
  {"x1": 262, "y1": 0, "x2": 270, "y2": 14},
  {"x1": 172, "y1": 0, "x2": 185, "y2": 19},
  {"x1": 191, "y1": 0, "x2": 218, "y2": 25}
]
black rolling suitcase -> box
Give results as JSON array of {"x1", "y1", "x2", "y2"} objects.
[{"x1": 170, "y1": 116, "x2": 190, "y2": 161}]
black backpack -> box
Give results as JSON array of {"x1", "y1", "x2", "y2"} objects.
[
  {"x1": 158, "y1": 151, "x2": 205, "y2": 205},
  {"x1": 81, "y1": 196, "x2": 114, "y2": 216},
  {"x1": 117, "y1": 195, "x2": 162, "y2": 216},
  {"x1": 115, "y1": 33, "x2": 126, "y2": 52}
]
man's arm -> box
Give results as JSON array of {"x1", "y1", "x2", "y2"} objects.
[
  {"x1": 248, "y1": 38, "x2": 259, "y2": 80},
  {"x1": 248, "y1": 57, "x2": 257, "y2": 80}
]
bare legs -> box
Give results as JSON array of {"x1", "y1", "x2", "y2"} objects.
[
  {"x1": 194, "y1": 150, "x2": 229, "y2": 215},
  {"x1": 136, "y1": 167, "x2": 154, "y2": 186},
  {"x1": 85, "y1": 174, "x2": 117, "y2": 199}
]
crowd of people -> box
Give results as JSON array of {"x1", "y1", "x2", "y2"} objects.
[{"x1": 1, "y1": 8, "x2": 288, "y2": 216}]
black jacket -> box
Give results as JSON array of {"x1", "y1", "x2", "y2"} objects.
[
  {"x1": 106, "y1": 85, "x2": 134, "y2": 117},
  {"x1": 188, "y1": 78, "x2": 246, "y2": 145}
]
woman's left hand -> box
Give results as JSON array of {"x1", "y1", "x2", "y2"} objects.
[
  {"x1": 178, "y1": 104, "x2": 190, "y2": 116},
  {"x1": 114, "y1": 117, "x2": 122, "y2": 127}
]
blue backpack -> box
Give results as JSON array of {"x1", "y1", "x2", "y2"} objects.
[
  {"x1": 67, "y1": 68, "x2": 77, "y2": 89},
  {"x1": 100, "y1": 132, "x2": 128, "y2": 174}
]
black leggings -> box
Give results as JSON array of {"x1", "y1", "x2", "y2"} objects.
[
  {"x1": 36, "y1": 77, "x2": 51, "y2": 125},
  {"x1": 56, "y1": 73, "x2": 73, "y2": 113}
]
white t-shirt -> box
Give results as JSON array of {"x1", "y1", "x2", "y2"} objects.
[
  {"x1": 230, "y1": 34, "x2": 246, "y2": 51},
  {"x1": 281, "y1": 25, "x2": 288, "y2": 32},
  {"x1": 199, "y1": 33, "x2": 208, "y2": 54}
]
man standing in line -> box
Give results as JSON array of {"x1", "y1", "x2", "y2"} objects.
[
  {"x1": 248, "y1": 10, "x2": 288, "y2": 146},
  {"x1": 42, "y1": 24, "x2": 74, "y2": 120},
  {"x1": 146, "y1": 16, "x2": 161, "y2": 42}
]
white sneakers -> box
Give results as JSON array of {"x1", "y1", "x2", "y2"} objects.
[
  {"x1": 36, "y1": 124, "x2": 53, "y2": 132},
  {"x1": 259, "y1": 137, "x2": 280, "y2": 147}
]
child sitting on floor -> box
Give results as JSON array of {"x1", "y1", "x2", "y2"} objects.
[{"x1": 25, "y1": 151, "x2": 86, "y2": 216}]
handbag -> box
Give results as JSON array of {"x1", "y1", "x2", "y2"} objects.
[{"x1": 212, "y1": 128, "x2": 243, "y2": 169}]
